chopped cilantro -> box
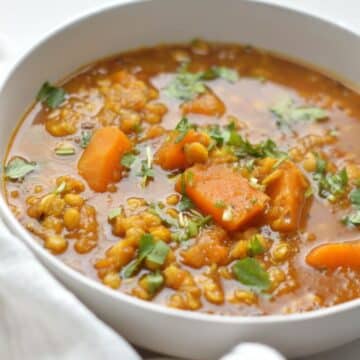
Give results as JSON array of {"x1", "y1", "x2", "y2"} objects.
[
  {"x1": 5, "y1": 157, "x2": 37, "y2": 181},
  {"x1": 137, "y1": 147, "x2": 154, "y2": 187},
  {"x1": 164, "y1": 65, "x2": 239, "y2": 101},
  {"x1": 202, "y1": 66, "x2": 239, "y2": 83},
  {"x1": 343, "y1": 188, "x2": 360, "y2": 227},
  {"x1": 270, "y1": 97, "x2": 327, "y2": 128},
  {"x1": 232, "y1": 257, "x2": 270, "y2": 291},
  {"x1": 80, "y1": 131, "x2": 92, "y2": 149},
  {"x1": 248, "y1": 235, "x2": 265, "y2": 256},
  {"x1": 145, "y1": 271, "x2": 164, "y2": 295},
  {"x1": 37, "y1": 81, "x2": 66, "y2": 109},
  {"x1": 175, "y1": 117, "x2": 196, "y2": 143},
  {"x1": 313, "y1": 157, "x2": 348, "y2": 202},
  {"x1": 164, "y1": 68, "x2": 206, "y2": 101},
  {"x1": 121, "y1": 152, "x2": 137, "y2": 169},
  {"x1": 178, "y1": 195, "x2": 194, "y2": 211},
  {"x1": 147, "y1": 241, "x2": 170, "y2": 265}
]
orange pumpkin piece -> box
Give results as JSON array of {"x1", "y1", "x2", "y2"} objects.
[
  {"x1": 155, "y1": 129, "x2": 204, "y2": 170},
  {"x1": 78, "y1": 126, "x2": 132, "y2": 192},
  {"x1": 265, "y1": 161, "x2": 309, "y2": 232},
  {"x1": 307, "y1": 242, "x2": 360, "y2": 269},
  {"x1": 176, "y1": 164, "x2": 269, "y2": 231},
  {"x1": 181, "y1": 91, "x2": 225, "y2": 117}
]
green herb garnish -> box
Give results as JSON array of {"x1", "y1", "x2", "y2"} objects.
[
  {"x1": 343, "y1": 188, "x2": 360, "y2": 226},
  {"x1": 122, "y1": 235, "x2": 170, "y2": 278},
  {"x1": 80, "y1": 131, "x2": 92, "y2": 149},
  {"x1": 144, "y1": 271, "x2": 164, "y2": 295},
  {"x1": 164, "y1": 65, "x2": 238, "y2": 101},
  {"x1": 202, "y1": 66, "x2": 239, "y2": 83},
  {"x1": 137, "y1": 147, "x2": 154, "y2": 187},
  {"x1": 108, "y1": 207, "x2": 122, "y2": 220},
  {"x1": 313, "y1": 156, "x2": 348, "y2": 202},
  {"x1": 248, "y1": 235, "x2": 265, "y2": 256},
  {"x1": 121, "y1": 152, "x2": 137, "y2": 169},
  {"x1": 178, "y1": 195, "x2": 194, "y2": 211},
  {"x1": 122, "y1": 234, "x2": 155, "y2": 278},
  {"x1": 164, "y1": 69, "x2": 206, "y2": 101},
  {"x1": 232, "y1": 257, "x2": 270, "y2": 291},
  {"x1": 270, "y1": 97, "x2": 327, "y2": 128},
  {"x1": 55, "y1": 144, "x2": 75, "y2": 156},
  {"x1": 37, "y1": 81, "x2": 66, "y2": 109},
  {"x1": 175, "y1": 117, "x2": 196, "y2": 143},
  {"x1": 5, "y1": 157, "x2": 37, "y2": 180},
  {"x1": 147, "y1": 241, "x2": 170, "y2": 265}
]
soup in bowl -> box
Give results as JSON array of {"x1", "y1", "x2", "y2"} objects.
[{"x1": 1, "y1": 1, "x2": 360, "y2": 358}]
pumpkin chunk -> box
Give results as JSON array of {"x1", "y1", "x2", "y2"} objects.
[
  {"x1": 176, "y1": 164, "x2": 269, "y2": 231},
  {"x1": 78, "y1": 126, "x2": 132, "y2": 192},
  {"x1": 265, "y1": 161, "x2": 309, "y2": 232}
]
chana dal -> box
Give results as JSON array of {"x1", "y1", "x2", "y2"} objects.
[{"x1": 4, "y1": 41, "x2": 360, "y2": 315}]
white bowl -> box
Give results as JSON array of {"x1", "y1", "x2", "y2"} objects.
[{"x1": 1, "y1": 1, "x2": 360, "y2": 359}]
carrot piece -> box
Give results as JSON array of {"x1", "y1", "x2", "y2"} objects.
[
  {"x1": 306, "y1": 242, "x2": 360, "y2": 269},
  {"x1": 78, "y1": 126, "x2": 132, "y2": 192},
  {"x1": 155, "y1": 129, "x2": 203, "y2": 170},
  {"x1": 265, "y1": 161, "x2": 308, "y2": 232},
  {"x1": 181, "y1": 91, "x2": 225, "y2": 117},
  {"x1": 176, "y1": 164, "x2": 269, "y2": 231}
]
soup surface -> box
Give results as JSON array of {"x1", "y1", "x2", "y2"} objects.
[{"x1": 4, "y1": 41, "x2": 360, "y2": 315}]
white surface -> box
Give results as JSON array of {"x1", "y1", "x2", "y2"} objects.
[
  {"x1": 0, "y1": 0, "x2": 360, "y2": 359},
  {"x1": 0, "y1": 218, "x2": 140, "y2": 360}
]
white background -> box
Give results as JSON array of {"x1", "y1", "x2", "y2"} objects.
[{"x1": 0, "y1": 0, "x2": 359, "y2": 359}]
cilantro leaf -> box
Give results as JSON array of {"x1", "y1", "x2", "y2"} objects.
[
  {"x1": 202, "y1": 66, "x2": 239, "y2": 83},
  {"x1": 121, "y1": 152, "x2": 137, "y2": 169},
  {"x1": 164, "y1": 65, "x2": 239, "y2": 101},
  {"x1": 270, "y1": 97, "x2": 327, "y2": 128},
  {"x1": 147, "y1": 241, "x2": 170, "y2": 265},
  {"x1": 164, "y1": 70, "x2": 206, "y2": 101},
  {"x1": 80, "y1": 131, "x2": 92, "y2": 149},
  {"x1": 175, "y1": 117, "x2": 195, "y2": 143},
  {"x1": 178, "y1": 195, "x2": 194, "y2": 211},
  {"x1": 144, "y1": 271, "x2": 164, "y2": 295},
  {"x1": 37, "y1": 81, "x2": 66, "y2": 109},
  {"x1": 313, "y1": 159, "x2": 348, "y2": 202},
  {"x1": 122, "y1": 234, "x2": 155, "y2": 278},
  {"x1": 349, "y1": 188, "x2": 360, "y2": 207},
  {"x1": 232, "y1": 257, "x2": 270, "y2": 291},
  {"x1": 343, "y1": 188, "x2": 360, "y2": 227},
  {"x1": 248, "y1": 235, "x2": 265, "y2": 256},
  {"x1": 5, "y1": 157, "x2": 37, "y2": 180}
]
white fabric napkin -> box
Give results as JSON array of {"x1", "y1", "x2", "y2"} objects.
[{"x1": 0, "y1": 217, "x2": 140, "y2": 360}]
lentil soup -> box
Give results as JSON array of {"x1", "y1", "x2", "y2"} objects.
[{"x1": 4, "y1": 41, "x2": 360, "y2": 316}]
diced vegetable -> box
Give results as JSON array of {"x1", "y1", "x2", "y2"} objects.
[
  {"x1": 176, "y1": 164, "x2": 269, "y2": 231},
  {"x1": 307, "y1": 242, "x2": 360, "y2": 269},
  {"x1": 266, "y1": 160, "x2": 309, "y2": 232},
  {"x1": 155, "y1": 129, "x2": 204, "y2": 170},
  {"x1": 78, "y1": 126, "x2": 132, "y2": 192}
]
